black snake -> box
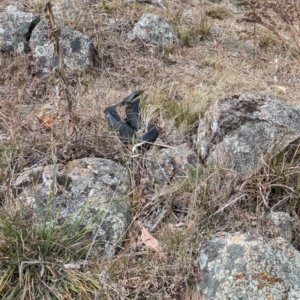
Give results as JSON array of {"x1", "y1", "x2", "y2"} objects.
[{"x1": 104, "y1": 91, "x2": 160, "y2": 145}]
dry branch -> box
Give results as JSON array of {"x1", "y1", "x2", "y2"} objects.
[{"x1": 45, "y1": 1, "x2": 74, "y2": 121}]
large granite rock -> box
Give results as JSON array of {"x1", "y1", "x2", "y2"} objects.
[
  {"x1": 198, "y1": 94, "x2": 300, "y2": 177},
  {"x1": 15, "y1": 157, "x2": 131, "y2": 258},
  {"x1": 0, "y1": 2, "x2": 40, "y2": 53},
  {"x1": 30, "y1": 18, "x2": 94, "y2": 71},
  {"x1": 199, "y1": 233, "x2": 300, "y2": 299},
  {"x1": 128, "y1": 13, "x2": 178, "y2": 46}
]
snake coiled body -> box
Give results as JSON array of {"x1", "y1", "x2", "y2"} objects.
[
  {"x1": 104, "y1": 91, "x2": 160, "y2": 145},
  {"x1": 126, "y1": 98, "x2": 141, "y2": 131}
]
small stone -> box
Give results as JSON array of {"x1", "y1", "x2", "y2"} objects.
[
  {"x1": 266, "y1": 211, "x2": 293, "y2": 242},
  {"x1": 128, "y1": 13, "x2": 178, "y2": 46}
]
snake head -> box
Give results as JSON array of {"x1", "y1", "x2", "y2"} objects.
[{"x1": 120, "y1": 90, "x2": 144, "y2": 106}]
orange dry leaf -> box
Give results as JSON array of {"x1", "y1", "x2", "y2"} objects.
[
  {"x1": 242, "y1": 212, "x2": 257, "y2": 220},
  {"x1": 140, "y1": 225, "x2": 161, "y2": 252},
  {"x1": 234, "y1": 274, "x2": 246, "y2": 280},
  {"x1": 42, "y1": 116, "x2": 55, "y2": 129}
]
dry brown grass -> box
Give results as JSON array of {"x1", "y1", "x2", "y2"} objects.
[{"x1": 1, "y1": 0, "x2": 300, "y2": 298}]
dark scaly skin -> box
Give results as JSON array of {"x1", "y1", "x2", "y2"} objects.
[
  {"x1": 104, "y1": 91, "x2": 160, "y2": 145},
  {"x1": 120, "y1": 90, "x2": 144, "y2": 106},
  {"x1": 140, "y1": 124, "x2": 161, "y2": 143},
  {"x1": 104, "y1": 105, "x2": 122, "y2": 127},
  {"x1": 104, "y1": 106, "x2": 135, "y2": 144},
  {"x1": 119, "y1": 123, "x2": 135, "y2": 144},
  {"x1": 126, "y1": 98, "x2": 141, "y2": 131}
]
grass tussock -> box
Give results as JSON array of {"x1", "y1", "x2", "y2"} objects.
[
  {"x1": 257, "y1": 29, "x2": 283, "y2": 52},
  {"x1": 1, "y1": 0, "x2": 300, "y2": 298},
  {"x1": 0, "y1": 204, "x2": 103, "y2": 299},
  {"x1": 206, "y1": 4, "x2": 232, "y2": 20}
]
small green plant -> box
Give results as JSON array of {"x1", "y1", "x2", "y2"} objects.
[
  {"x1": 257, "y1": 30, "x2": 280, "y2": 51},
  {"x1": 177, "y1": 27, "x2": 191, "y2": 47},
  {"x1": 195, "y1": 17, "x2": 212, "y2": 39},
  {"x1": 182, "y1": 34, "x2": 190, "y2": 47},
  {"x1": 164, "y1": 45, "x2": 175, "y2": 56},
  {"x1": 32, "y1": 0, "x2": 45, "y2": 13},
  {"x1": 164, "y1": 101, "x2": 198, "y2": 128},
  {"x1": 102, "y1": 0, "x2": 110, "y2": 11},
  {"x1": 181, "y1": 166, "x2": 202, "y2": 193}
]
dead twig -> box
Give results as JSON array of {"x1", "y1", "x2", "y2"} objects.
[{"x1": 45, "y1": 1, "x2": 76, "y2": 133}]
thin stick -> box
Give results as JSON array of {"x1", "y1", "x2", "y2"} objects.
[{"x1": 45, "y1": 1, "x2": 73, "y2": 116}]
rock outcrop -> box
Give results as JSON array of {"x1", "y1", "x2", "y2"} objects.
[
  {"x1": 199, "y1": 233, "x2": 300, "y2": 299},
  {"x1": 198, "y1": 94, "x2": 300, "y2": 177},
  {"x1": 16, "y1": 157, "x2": 131, "y2": 258}
]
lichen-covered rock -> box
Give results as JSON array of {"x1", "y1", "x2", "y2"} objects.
[
  {"x1": 0, "y1": 2, "x2": 40, "y2": 53},
  {"x1": 198, "y1": 94, "x2": 300, "y2": 177},
  {"x1": 199, "y1": 233, "x2": 300, "y2": 299},
  {"x1": 30, "y1": 18, "x2": 94, "y2": 72},
  {"x1": 15, "y1": 157, "x2": 131, "y2": 258},
  {"x1": 144, "y1": 143, "x2": 198, "y2": 183},
  {"x1": 266, "y1": 212, "x2": 293, "y2": 243},
  {"x1": 128, "y1": 13, "x2": 178, "y2": 46},
  {"x1": 5, "y1": 2, "x2": 24, "y2": 12}
]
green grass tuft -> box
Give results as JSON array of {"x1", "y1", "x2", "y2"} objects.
[{"x1": 0, "y1": 203, "x2": 104, "y2": 299}]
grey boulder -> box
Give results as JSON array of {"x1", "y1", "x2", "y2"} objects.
[
  {"x1": 198, "y1": 94, "x2": 300, "y2": 177},
  {"x1": 128, "y1": 13, "x2": 178, "y2": 46},
  {"x1": 15, "y1": 157, "x2": 131, "y2": 258},
  {"x1": 30, "y1": 18, "x2": 94, "y2": 71},
  {"x1": 199, "y1": 233, "x2": 300, "y2": 299},
  {"x1": 0, "y1": 2, "x2": 40, "y2": 53}
]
